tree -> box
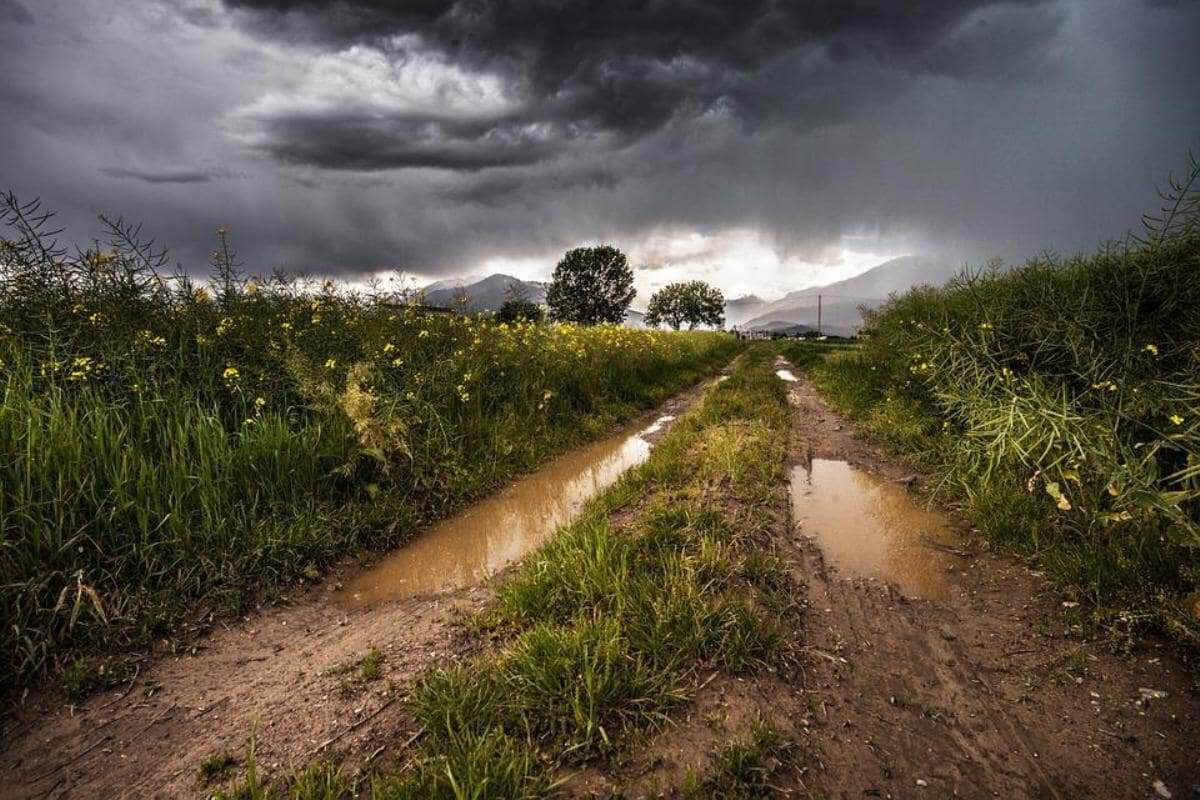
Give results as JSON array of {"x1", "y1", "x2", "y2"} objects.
[
  {"x1": 497, "y1": 281, "x2": 545, "y2": 324},
  {"x1": 545, "y1": 245, "x2": 636, "y2": 325},
  {"x1": 644, "y1": 281, "x2": 725, "y2": 330}
]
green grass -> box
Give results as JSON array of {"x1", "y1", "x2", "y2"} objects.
[
  {"x1": 685, "y1": 716, "x2": 790, "y2": 800},
  {"x1": 357, "y1": 345, "x2": 793, "y2": 797},
  {"x1": 0, "y1": 199, "x2": 742, "y2": 689},
  {"x1": 795, "y1": 157, "x2": 1200, "y2": 647}
]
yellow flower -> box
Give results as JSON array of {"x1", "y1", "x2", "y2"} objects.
[
  {"x1": 977, "y1": 321, "x2": 993, "y2": 330},
  {"x1": 280, "y1": 321, "x2": 293, "y2": 331},
  {"x1": 222, "y1": 366, "x2": 240, "y2": 382},
  {"x1": 419, "y1": 329, "x2": 430, "y2": 338},
  {"x1": 311, "y1": 314, "x2": 322, "y2": 324},
  {"x1": 324, "y1": 358, "x2": 337, "y2": 370},
  {"x1": 1169, "y1": 414, "x2": 1184, "y2": 426},
  {"x1": 1142, "y1": 343, "x2": 1159, "y2": 356},
  {"x1": 391, "y1": 357, "x2": 404, "y2": 368},
  {"x1": 255, "y1": 396, "x2": 267, "y2": 409},
  {"x1": 382, "y1": 342, "x2": 396, "y2": 354},
  {"x1": 245, "y1": 281, "x2": 258, "y2": 295}
]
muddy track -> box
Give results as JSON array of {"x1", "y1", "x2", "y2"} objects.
[
  {"x1": 781, "y1": 362, "x2": 1200, "y2": 799},
  {"x1": 0, "y1": 382, "x2": 715, "y2": 800}
]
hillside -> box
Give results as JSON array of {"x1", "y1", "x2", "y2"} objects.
[{"x1": 744, "y1": 256, "x2": 956, "y2": 334}]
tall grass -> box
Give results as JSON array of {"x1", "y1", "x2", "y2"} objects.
[
  {"x1": 0, "y1": 195, "x2": 740, "y2": 687},
  {"x1": 807, "y1": 158, "x2": 1200, "y2": 644}
]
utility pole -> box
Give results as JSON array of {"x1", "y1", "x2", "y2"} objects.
[{"x1": 817, "y1": 294, "x2": 822, "y2": 336}]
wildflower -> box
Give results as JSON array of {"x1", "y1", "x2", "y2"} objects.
[
  {"x1": 245, "y1": 281, "x2": 258, "y2": 295},
  {"x1": 255, "y1": 396, "x2": 267, "y2": 410},
  {"x1": 977, "y1": 321, "x2": 993, "y2": 331},
  {"x1": 87, "y1": 312, "x2": 105, "y2": 326},
  {"x1": 325, "y1": 358, "x2": 337, "y2": 370},
  {"x1": 382, "y1": 342, "x2": 396, "y2": 354},
  {"x1": 391, "y1": 357, "x2": 404, "y2": 368},
  {"x1": 418, "y1": 329, "x2": 430, "y2": 338},
  {"x1": 405, "y1": 391, "x2": 416, "y2": 401},
  {"x1": 1169, "y1": 414, "x2": 1184, "y2": 426},
  {"x1": 280, "y1": 321, "x2": 293, "y2": 331},
  {"x1": 216, "y1": 317, "x2": 234, "y2": 336},
  {"x1": 1142, "y1": 343, "x2": 1159, "y2": 356},
  {"x1": 1091, "y1": 380, "x2": 1117, "y2": 392},
  {"x1": 311, "y1": 314, "x2": 322, "y2": 324},
  {"x1": 222, "y1": 366, "x2": 240, "y2": 382}
]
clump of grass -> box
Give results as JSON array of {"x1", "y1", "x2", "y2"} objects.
[
  {"x1": 805, "y1": 156, "x2": 1200, "y2": 645},
  {"x1": 0, "y1": 192, "x2": 741, "y2": 688},
  {"x1": 326, "y1": 647, "x2": 385, "y2": 696},
  {"x1": 197, "y1": 751, "x2": 238, "y2": 785},
  {"x1": 685, "y1": 716, "x2": 789, "y2": 799},
  {"x1": 60, "y1": 655, "x2": 133, "y2": 701}
]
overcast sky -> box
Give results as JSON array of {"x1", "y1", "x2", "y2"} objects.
[{"x1": 1, "y1": 0, "x2": 1197, "y2": 299}]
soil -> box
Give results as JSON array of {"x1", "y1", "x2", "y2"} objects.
[{"x1": 4, "y1": 362, "x2": 1198, "y2": 799}]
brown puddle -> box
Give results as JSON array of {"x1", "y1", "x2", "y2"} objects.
[
  {"x1": 341, "y1": 415, "x2": 676, "y2": 606},
  {"x1": 790, "y1": 459, "x2": 962, "y2": 599}
]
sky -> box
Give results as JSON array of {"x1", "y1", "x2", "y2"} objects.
[{"x1": 1, "y1": 0, "x2": 1198, "y2": 301}]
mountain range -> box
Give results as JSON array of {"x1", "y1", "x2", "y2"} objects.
[{"x1": 418, "y1": 255, "x2": 958, "y2": 334}]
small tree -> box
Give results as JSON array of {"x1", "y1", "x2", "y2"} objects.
[
  {"x1": 497, "y1": 281, "x2": 545, "y2": 324},
  {"x1": 645, "y1": 281, "x2": 725, "y2": 330},
  {"x1": 545, "y1": 245, "x2": 636, "y2": 325}
]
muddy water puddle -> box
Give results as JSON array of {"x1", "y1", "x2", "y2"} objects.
[
  {"x1": 790, "y1": 459, "x2": 963, "y2": 598},
  {"x1": 342, "y1": 415, "x2": 677, "y2": 605}
]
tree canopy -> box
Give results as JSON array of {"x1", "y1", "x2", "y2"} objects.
[
  {"x1": 644, "y1": 281, "x2": 725, "y2": 330},
  {"x1": 496, "y1": 281, "x2": 545, "y2": 324},
  {"x1": 545, "y1": 245, "x2": 636, "y2": 325}
]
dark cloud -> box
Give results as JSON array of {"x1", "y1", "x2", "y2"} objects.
[
  {"x1": 99, "y1": 166, "x2": 232, "y2": 184},
  {"x1": 0, "y1": 0, "x2": 1197, "y2": 288},
  {"x1": 0, "y1": 0, "x2": 33, "y2": 24},
  {"x1": 222, "y1": 0, "x2": 1055, "y2": 171}
]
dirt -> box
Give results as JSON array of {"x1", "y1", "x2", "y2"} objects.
[
  {"x1": 780, "y1": 362, "x2": 1200, "y2": 799},
  {"x1": 0, "y1": 385, "x2": 711, "y2": 800}
]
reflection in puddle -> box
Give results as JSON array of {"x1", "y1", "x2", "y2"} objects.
[
  {"x1": 790, "y1": 459, "x2": 961, "y2": 599},
  {"x1": 341, "y1": 415, "x2": 676, "y2": 606},
  {"x1": 776, "y1": 369, "x2": 799, "y2": 382}
]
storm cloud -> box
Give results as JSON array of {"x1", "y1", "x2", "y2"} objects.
[{"x1": 1, "y1": 0, "x2": 1197, "y2": 294}]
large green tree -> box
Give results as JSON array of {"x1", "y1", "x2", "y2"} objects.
[
  {"x1": 545, "y1": 245, "x2": 636, "y2": 324},
  {"x1": 644, "y1": 281, "x2": 726, "y2": 330}
]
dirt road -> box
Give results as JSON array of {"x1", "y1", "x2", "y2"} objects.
[{"x1": 782, "y1": 365, "x2": 1200, "y2": 799}]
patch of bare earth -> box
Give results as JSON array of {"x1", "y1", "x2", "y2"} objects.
[
  {"x1": 0, "y1": 384, "x2": 714, "y2": 800},
  {"x1": 783, "y1": 366, "x2": 1200, "y2": 799}
]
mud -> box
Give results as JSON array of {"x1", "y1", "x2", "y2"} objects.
[
  {"x1": 343, "y1": 414, "x2": 678, "y2": 606},
  {"x1": 789, "y1": 458, "x2": 963, "y2": 599}
]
